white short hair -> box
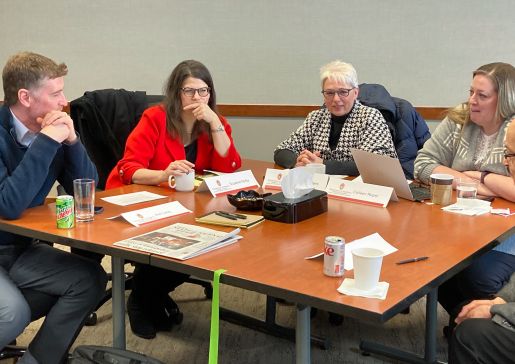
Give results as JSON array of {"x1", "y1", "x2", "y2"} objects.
[{"x1": 320, "y1": 60, "x2": 358, "y2": 89}]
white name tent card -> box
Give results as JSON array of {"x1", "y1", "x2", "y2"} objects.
[
  {"x1": 101, "y1": 191, "x2": 167, "y2": 206},
  {"x1": 262, "y1": 168, "x2": 289, "y2": 190},
  {"x1": 325, "y1": 177, "x2": 394, "y2": 207},
  {"x1": 262, "y1": 168, "x2": 330, "y2": 191},
  {"x1": 108, "y1": 201, "x2": 192, "y2": 227},
  {"x1": 197, "y1": 170, "x2": 260, "y2": 197},
  {"x1": 312, "y1": 173, "x2": 330, "y2": 190}
]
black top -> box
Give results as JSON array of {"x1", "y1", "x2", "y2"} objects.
[
  {"x1": 328, "y1": 113, "x2": 350, "y2": 150},
  {"x1": 185, "y1": 140, "x2": 198, "y2": 164}
]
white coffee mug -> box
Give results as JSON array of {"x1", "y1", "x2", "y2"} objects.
[{"x1": 168, "y1": 171, "x2": 195, "y2": 192}]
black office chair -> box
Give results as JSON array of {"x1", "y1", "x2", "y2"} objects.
[
  {"x1": 0, "y1": 289, "x2": 57, "y2": 360},
  {"x1": 69, "y1": 89, "x2": 212, "y2": 326}
]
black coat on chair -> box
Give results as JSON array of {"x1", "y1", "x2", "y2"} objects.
[{"x1": 70, "y1": 89, "x2": 148, "y2": 190}]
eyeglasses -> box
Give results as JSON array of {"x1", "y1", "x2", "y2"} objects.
[
  {"x1": 321, "y1": 88, "x2": 355, "y2": 99},
  {"x1": 181, "y1": 87, "x2": 210, "y2": 98},
  {"x1": 504, "y1": 149, "x2": 515, "y2": 159}
]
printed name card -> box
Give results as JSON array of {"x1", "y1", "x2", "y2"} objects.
[
  {"x1": 199, "y1": 170, "x2": 260, "y2": 197},
  {"x1": 325, "y1": 177, "x2": 394, "y2": 207},
  {"x1": 313, "y1": 173, "x2": 330, "y2": 190},
  {"x1": 262, "y1": 168, "x2": 330, "y2": 191},
  {"x1": 108, "y1": 201, "x2": 192, "y2": 227},
  {"x1": 262, "y1": 168, "x2": 289, "y2": 190}
]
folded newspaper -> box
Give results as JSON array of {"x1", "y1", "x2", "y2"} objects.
[{"x1": 114, "y1": 223, "x2": 242, "y2": 260}]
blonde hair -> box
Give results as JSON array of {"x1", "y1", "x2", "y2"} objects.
[
  {"x1": 2, "y1": 52, "x2": 67, "y2": 106},
  {"x1": 320, "y1": 60, "x2": 358, "y2": 89},
  {"x1": 447, "y1": 62, "x2": 515, "y2": 125}
]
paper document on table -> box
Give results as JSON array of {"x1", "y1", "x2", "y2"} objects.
[
  {"x1": 344, "y1": 233, "x2": 398, "y2": 270},
  {"x1": 101, "y1": 191, "x2": 167, "y2": 206},
  {"x1": 491, "y1": 208, "x2": 515, "y2": 216},
  {"x1": 108, "y1": 201, "x2": 191, "y2": 227},
  {"x1": 442, "y1": 199, "x2": 491, "y2": 216},
  {"x1": 114, "y1": 223, "x2": 242, "y2": 260}
]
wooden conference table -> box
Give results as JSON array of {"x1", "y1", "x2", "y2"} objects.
[{"x1": 1, "y1": 159, "x2": 514, "y2": 364}]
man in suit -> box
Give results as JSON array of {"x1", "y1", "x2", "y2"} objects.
[
  {"x1": 0, "y1": 52, "x2": 107, "y2": 364},
  {"x1": 449, "y1": 117, "x2": 515, "y2": 363}
]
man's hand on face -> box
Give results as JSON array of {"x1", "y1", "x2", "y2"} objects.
[{"x1": 38, "y1": 111, "x2": 77, "y2": 143}]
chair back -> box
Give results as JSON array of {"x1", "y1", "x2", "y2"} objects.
[
  {"x1": 70, "y1": 90, "x2": 164, "y2": 190},
  {"x1": 358, "y1": 83, "x2": 430, "y2": 179}
]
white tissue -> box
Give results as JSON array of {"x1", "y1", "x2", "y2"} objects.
[{"x1": 281, "y1": 167, "x2": 314, "y2": 199}]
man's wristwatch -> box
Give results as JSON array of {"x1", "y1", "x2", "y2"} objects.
[
  {"x1": 480, "y1": 171, "x2": 491, "y2": 184},
  {"x1": 211, "y1": 124, "x2": 225, "y2": 133}
]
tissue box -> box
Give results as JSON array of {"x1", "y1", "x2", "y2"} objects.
[{"x1": 262, "y1": 190, "x2": 328, "y2": 224}]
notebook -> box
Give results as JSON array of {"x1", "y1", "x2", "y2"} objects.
[
  {"x1": 350, "y1": 148, "x2": 431, "y2": 202},
  {"x1": 195, "y1": 211, "x2": 265, "y2": 229}
]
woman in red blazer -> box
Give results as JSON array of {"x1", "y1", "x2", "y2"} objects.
[
  {"x1": 106, "y1": 64, "x2": 241, "y2": 188},
  {"x1": 106, "y1": 60, "x2": 241, "y2": 339}
]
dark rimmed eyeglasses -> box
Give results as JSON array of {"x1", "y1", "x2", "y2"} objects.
[
  {"x1": 181, "y1": 87, "x2": 210, "y2": 98},
  {"x1": 321, "y1": 88, "x2": 355, "y2": 99}
]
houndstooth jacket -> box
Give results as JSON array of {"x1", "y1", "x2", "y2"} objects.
[{"x1": 275, "y1": 101, "x2": 397, "y2": 162}]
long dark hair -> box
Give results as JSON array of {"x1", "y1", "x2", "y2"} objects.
[{"x1": 163, "y1": 60, "x2": 217, "y2": 142}]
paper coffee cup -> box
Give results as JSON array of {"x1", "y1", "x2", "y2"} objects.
[
  {"x1": 430, "y1": 173, "x2": 453, "y2": 206},
  {"x1": 352, "y1": 247, "x2": 384, "y2": 291}
]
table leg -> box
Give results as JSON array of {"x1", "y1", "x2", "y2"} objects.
[
  {"x1": 219, "y1": 296, "x2": 327, "y2": 349},
  {"x1": 424, "y1": 288, "x2": 437, "y2": 363},
  {"x1": 296, "y1": 304, "x2": 311, "y2": 364},
  {"x1": 359, "y1": 287, "x2": 444, "y2": 363},
  {"x1": 111, "y1": 256, "x2": 126, "y2": 349}
]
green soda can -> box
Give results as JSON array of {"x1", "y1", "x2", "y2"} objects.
[{"x1": 56, "y1": 195, "x2": 75, "y2": 228}]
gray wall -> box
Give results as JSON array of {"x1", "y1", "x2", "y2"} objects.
[{"x1": 1, "y1": 1, "x2": 514, "y2": 161}]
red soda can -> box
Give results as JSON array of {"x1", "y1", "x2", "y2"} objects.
[{"x1": 324, "y1": 236, "x2": 345, "y2": 277}]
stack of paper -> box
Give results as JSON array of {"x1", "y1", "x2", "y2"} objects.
[
  {"x1": 114, "y1": 223, "x2": 242, "y2": 260},
  {"x1": 442, "y1": 199, "x2": 491, "y2": 216}
]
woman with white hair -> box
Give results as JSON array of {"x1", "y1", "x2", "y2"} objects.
[{"x1": 274, "y1": 60, "x2": 396, "y2": 175}]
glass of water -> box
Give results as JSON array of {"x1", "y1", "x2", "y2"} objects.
[
  {"x1": 456, "y1": 178, "x2": 478, "y2": 203},
  {"x1": 73, "y1": 179, "x2": 95, "y2": 222}
]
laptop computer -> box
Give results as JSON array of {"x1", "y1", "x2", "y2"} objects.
[{"x1": 350, "y1": 148, "x2": 431, "y2": 202}]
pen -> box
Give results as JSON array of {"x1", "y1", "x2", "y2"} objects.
[
  {"x1": 396, "y1": 256, "x2": 429, "y2": 265},
  {"x1": 216, "y1": 211, "x2": 247, "y2": 219},
  {"x1": 227, "y1": 212, "x2": 247, "y2": 219},
  {"x1": 215, "y1": 211, "x2": 238, "y2": 220}
]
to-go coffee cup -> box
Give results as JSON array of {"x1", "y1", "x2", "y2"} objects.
[
  {"x1": 430, "y1": 173, "x2": 454, "y2": 206},
  {"x1": 352, "y1": 247, "x2": 384, "y2": 291},
  {"x1": 168, "y1": 171, "x2": 195, "y2": 192}
]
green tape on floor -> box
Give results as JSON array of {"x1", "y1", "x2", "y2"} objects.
[{"x1": 208, "y1": 268, "x2": 226, "y2": 364}]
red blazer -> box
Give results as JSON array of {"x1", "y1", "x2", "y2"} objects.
[{"x1": 105, "y1": 105, "x2": 241, "y2": 189}]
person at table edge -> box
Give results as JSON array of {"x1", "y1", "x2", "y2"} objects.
[
  {"x1": 105, "y1": 59, "x2": 241, "y2": 340},
  {"x1": 0, "y1": 52, "x2": 107, "y2": 363},
  {"x1": 105, "y1": 62, "x2": 240, "y2": 188},
  {"x1": 414, "y1": 62, "x2": 515, "y2": 333},
  {"x1": 273, "y1": 60, "x2": 397, "y2": 175},
  {"x1": 449, "y1": 121, "x2": 515, "y2": 361}
]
